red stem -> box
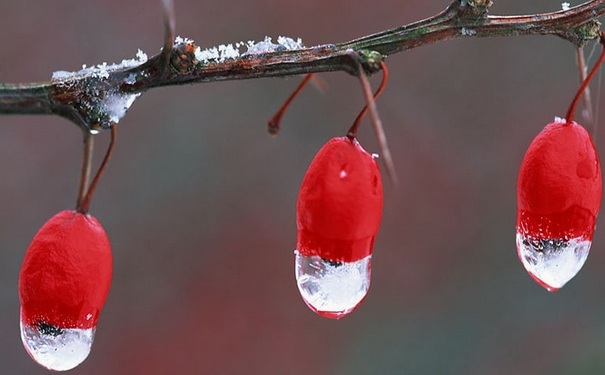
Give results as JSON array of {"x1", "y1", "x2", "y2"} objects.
[
  {"x1": 347, "y1": 62, "x2": 389, "y2": 139},
  {"x1": 566, "y1": 30, "x2": 605, "y2": 124},
  {"x1": 77, "y1": 126, "x2": 117, "y2": 214},
  {"x1": 267, "y1": 73, "x2": 314, "y2": 136}
]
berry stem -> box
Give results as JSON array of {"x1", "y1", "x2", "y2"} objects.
[
  {"x1": 347, "y1": 62, "x2": 389, "y2": 139},
  {"x1": 77, "y1": 126, "x2": 117, "y2": 214},
  {"x1": 267, "y1": 73, "x2": 314, "y2": 136},
  {"x1": 566, "y1": 30, "x2": 605, "y2": 124},
  {"x1": 575, "y1": 46, "x2": 595, "y2": 128},
  {"x1": 355, "y1": 62, "x2": 398, "y2": 185},
  {"x1": 76, "y1": 132, "x2": 94, "y2": 212}
]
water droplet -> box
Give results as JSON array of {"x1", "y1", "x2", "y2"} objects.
[
  {"x1": 516, "y1": 232, "x2": 591, "y2": 292},
  {"x1": 20, "y1": 316, "x2": 95, "y2": 371},
  {"x1": 294, "y1": 250, "x2": 370, "y2": 319}
]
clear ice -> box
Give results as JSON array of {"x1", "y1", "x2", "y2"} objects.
[
  {"x1": 516, "y1": 232, "x2": 591, "y2": 292},
  {"x1": 20, "y1": 317, "x2": 95, "y2": 371},
  {"x1": 295, "y1": 250, "x2": 371, "y2": 319}
]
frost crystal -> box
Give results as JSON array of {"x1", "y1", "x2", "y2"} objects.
[
  {"x1": 50, "y1": 49, "x2": 147, "y2": 129},
  {"x1": 460, "y1": 27, "x2": 476, "y2": 36},
  {"x1": 561, "y1": 2, "x2": 571, "y2": 10},
  {"x1": 51, "y1": 49, "x2": 147, "y2": 81},
  {"x1": 101, "y1": 92, "x2": 141, "y2": 124},
  {"x1": 554, "y1": 116, "x2": 566, "y2": 123},
  {"x1": 192, "y1": 35, "x2": 304, "y2": 63}
]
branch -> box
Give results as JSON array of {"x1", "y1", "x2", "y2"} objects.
[{"x1": 1, "y1": 0, "x2": 604, "y2": 132}]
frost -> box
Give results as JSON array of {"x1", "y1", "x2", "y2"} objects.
[
  {"x1": 243, "y1": 36, "x2": 303, "y2": 56},
  {"x1": 561, "y1": 2, "x2": 571, "y2": 10},
  {"x1": 192, "y1": 35, "x2": 304, "y2": 63},
  {"x1": 101, "y1": 92, "x2": 141, "y2": 124},
  {"x1": 554, "y1": 116, "x2": 566, "y2": 123},
  {"x1": 460, "y1": 27, "x2": 477, "y2": 36},
  {"x1": 243, "y1": 37, "x2": 279, "y2": 55},
  {"x1": 51, "y1": 49, "x2": 148, "y2": 82},
  {"x1": 277, "y1": 36, "x2": 304, "y2": 50}
]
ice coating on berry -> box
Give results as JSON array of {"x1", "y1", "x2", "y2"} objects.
[
  {"x1": 19, "y1": 210, "x2": 112, "y2": 369},
  {"x1": 20, "y1": 317, "x2": 95, "y2": 372},
  {"x1": 295, "y1": 251, "x2": 370, "y2": 319},
  {"x1": 516, "y1": 121, "x2": 602, "y2": 290},
  {"x1": 516, "y1": 233, "x2": 590, "y2": 292},
  {"x1": 296, "y1": 137, "x2": 383, "y2": 263}
]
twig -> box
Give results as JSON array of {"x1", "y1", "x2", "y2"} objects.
[
  {"x1": 76, "y1": 132, "x2": 94, "y2": 213},
  {"x1": 1, "y1": 0, "x2": 605, "y2": 132},
  {"x1": 576, "y1": 46, "x2": 595, "y2": 129},
  {"x1": 355, "y1": 62, "x2": 398, "y2": 185}
]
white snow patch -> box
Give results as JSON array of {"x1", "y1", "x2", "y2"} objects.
[
  {"x1": 101, "y1": 92, "x2": 141, "y2": 124},
  {"x1": 561, "y1": 2, "x2": 571, "y2": 10},
  {"x1": 460, "y1": 27, "x2": 477, "y2": 36},
  {"x1": 51, "y1": 49, "x2": 147, "y2": 81},
  {"x1": 192, "y1": 36, "x2": 304, "y2": 63}
]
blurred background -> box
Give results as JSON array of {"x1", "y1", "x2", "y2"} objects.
[{"x1": 2, "y1": 0, "x2": 605, "y2": 373}]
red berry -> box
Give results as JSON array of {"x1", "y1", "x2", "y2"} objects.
[
  {"x1": 19, "y1": 210, "x2": 113, "y2": 330},
  {"x1": 295, "y1": 137, "x2": 382, "y2": 319},
  {"x1": 296, "y1": 137, "x2": 383, "y2": 262},
  {"x1": 518, "y1": 121, "x2": 601, "y2": 239},
  {"x1": 516, "y1": 120, "x2": 602, "y2": 291}
]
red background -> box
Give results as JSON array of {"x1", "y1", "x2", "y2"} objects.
[{"x1": 2, "y1": 0, "x2": 605, "y2": 374}]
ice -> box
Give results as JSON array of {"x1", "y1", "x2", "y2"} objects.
[
  {"x1": 277, "y1": 36, "x2": 304, "y2": 50},
  {"x1": 192, "y1": 35, "x2": 304, "y2": 63},
  {"x1": 20, "y1": 317, "x2": 95, "y2": 371},
  {"x1": 243, "y1": 37, "x2": 279, "y2": 55},
  {"x1": 51, "y1": 49, "x2": 147, "y2": 82},
  {"x1": 554, "y1": 116, "x2": 566, "y2": 123},
  {"x1": 101, "y1": 92, "x2": 141, "y2": 123},
  {"x1": 295, "y1": 250, "x2": 370, "y2": 319},
  {"x1": 243, "y1": 36, "x2": 304, "y2": 56},
  {"x1": 460, "y1": 27, "x2": 477, "y2": 36},
  {"x1": 516, "y1": 232, "x2": 590, "y2": 292}
]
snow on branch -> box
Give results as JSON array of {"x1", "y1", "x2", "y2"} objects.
[{"x1": 1, "y1": 0, "x2": 605, "y2": 133}]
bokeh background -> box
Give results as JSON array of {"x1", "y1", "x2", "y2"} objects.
[{"x1": 2, "y1": 0, "x2": 605, "y2": 374}]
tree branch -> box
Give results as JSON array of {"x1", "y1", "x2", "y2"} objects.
[{"x1": 1, "y1": 0, "x2": 604, "y2": 132}]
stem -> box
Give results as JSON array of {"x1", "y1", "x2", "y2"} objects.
[
  {"x1": 0, "y1": 84, "x2": 52, "y2": 115},
  {"x1": 78, "y1": 126, "x2": 117, "y2": 214},
  {"x1": 76, "y1": 132, "x2": 94, "y2": 213},
  {"x1": 347, "y1": 62, "x2": 389, "y2": 139},
  {"x1": 566, "y1": 30, "x2": 605, "y2": 124},
  {"x1": 356, "y1": 63, "x2": 397, "y2": 185},
  {"x1": 267, "y1": 74, "x2": 314, "y2": 136},
  {"x1": 575, "y1": 46, "x2": 594, "y2": 129}
]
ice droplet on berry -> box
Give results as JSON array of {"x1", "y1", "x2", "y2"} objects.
[
  {"x1": 516, "y1": 232, "x2": 591, "y2": 292},
  {"x1": 20, "y1": 314, "x2": 95, "y2": 371},
  {"x1": 294, "y1": 250, "x2": 371, "y2": 319}
]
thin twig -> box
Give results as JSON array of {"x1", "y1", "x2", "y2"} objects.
[
  {"x1": 356, "y1": 63, "x2": 398, "y2": 186},
  {"x1": 76, "y1": 132, "x2": 94, "y2": 213},
  {"x1": 161, "y1": 0, "x2": 176, "y2": 72},
  {"x1": 268, "y1": 74, "x2": 314, "y2": 136},
  {"x1": 348, "y1": 63, "x2": 389, "y2": 139},
  {"x1": 1, "y1": 0, "x2": 605, "y2": 132},
  {"x1": 566, "y1": 31, "x2": 605, "y2": 124},
  {"x1": 78, "y1": 126, "x2": 117, "y2": 214},
  {"x1": 576, "y1": 46, "x2": 595, "y2": 129}
]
